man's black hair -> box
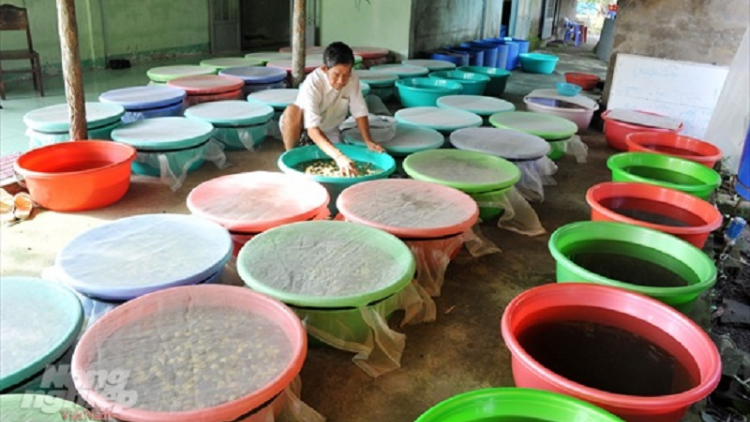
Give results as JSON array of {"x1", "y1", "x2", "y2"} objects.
[{"x1": 323, "y1": 42, "x2": 355, "y2": 68}]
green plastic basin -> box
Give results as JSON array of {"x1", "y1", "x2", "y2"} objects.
[
  {"x1": 607, "y1": 152, "x2": 721, "y2": 200},
  {"x1": 469, "y1": 186, "x2": 511, "y2": 220},
  {"x1": 395, "y1": 77, "x2": 462, "y2": 107},
  {"x1": 549, "y1": 221, "x2": 717, "y2": 312},
  {"x1": 429, "y1": 70, "x2": 490, "y2": 96},
  {"x1": 278, "y1": 145, "x2": 396, "y2": 214},
  {"x1": 415, "y1": 388, "x2": 625, "y2": 422},
  {"x1": 458, "y1": 66, "x2": 512, "y2": 96}
]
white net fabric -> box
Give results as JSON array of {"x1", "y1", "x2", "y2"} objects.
[
  {"x1": 240, "y1": 222, "x2": 410, "y2": 298},
  {"x1": 450, "y1": 127, "x2": 550, "y2": 160},
  {"x1": 56, "y1": 215, "x2": 231, "y2": 296}
]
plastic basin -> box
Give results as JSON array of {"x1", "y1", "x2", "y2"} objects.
[
  {"x1": 72, "y1": 285, "x2": 306, "y2": 422},
  {"x1": 237, "y1": 221, "x2": 415, "y2": 345},
  {"x1": 607, "y1": 152, "x2": 721, "y2": 200},
  {"x1": 601, "y1": 110, "x2": 684, "y2": 150},
  {"x1": 565, "y1": 72, "x2": 600, "y2": 90},
  {"x1": 429, "y1": 70, "x2": 490, "y2": 96},
  {"x1": 501, "y1": 283, "x2": 722, "y2": 422},
  {"x1": 277, "y1": 144, "x2": 396, "y2": 214},
  {"x1": 469, "y1": 186, "x2": 512, "y2": 220},
  {"x1": 556, "y1": 82, "x2": 582, "y2": 96},
  {"x1": 523, "y1": 93, "x2": 598, "y2": 132},
  {"x1": 519, "y1": 53, "x2": 559, "y2": 74},
  {"x1": 14, "y1": 140, "x2": 136, "y2": 211},
  {"x1": 624, "y1": 132, "x2": 722, "y2": 168},
  {"x1": 458, "y1": 66, "x2": 511, "y2": 96},
  {"x1": 395, "y1": 77, "x2": 462, "y2": 107},
  {"x1": 548, "y1": 221, "x2": 717, "y2": 312},
  {"x1": 415, "y1": 387, "x2": 625, "y2": 422},
  {"x1": 586, "y1": 182, "x2": 723, "y2": 248}
]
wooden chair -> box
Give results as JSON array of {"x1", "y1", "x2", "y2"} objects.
[{"x1": 0, "y1": 4, "x2": 44, "y2": 100}]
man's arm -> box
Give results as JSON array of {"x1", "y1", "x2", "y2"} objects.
[{"x1": 306, "y1": 126, "x2": 358, "y2": 176}]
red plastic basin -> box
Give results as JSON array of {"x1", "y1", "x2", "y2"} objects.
[
  {"x1": 625, "y1": 132, "x2": 722, "y2": 168},
  {"x1": 601, "y1": 110, "x2": 683, "y2": 151},
  {"x1": 586, "y1": 182, "x2": 722, "y2": 248},
  {"x1": 564, "y1": 72, "x2": 600, "y2": 90},
  {"x1": 501, "y1": 283, "x2": 721, "y2": 422},
  {"x1": 14, "y1": 140, "x2": 136, "y2": 211}
]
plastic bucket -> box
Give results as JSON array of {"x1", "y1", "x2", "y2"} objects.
[
  {"x1": 513, "y1": 38, "x2": 531, "y2": 56},
  {"x1": 624, "y1": 132, "x2": 722, "y2": 168},
  {"x1": 601, "y1": 109, "x2": 684, "y2": 150},
  {"x1": 523, "y1": 95, "x2": 598, "y2": 132},
  {"x1": 429, "y1": 70, "x2": 490, "y2": 96},
  {"x1": 737, "y1": 126, "x2": 750, "y2": 200},
  {"x1": 448, "y1": 47, "x2": 484, "y2": 67},
  {"x1": 501, "y1": 283, "x2": 722, "y2": 422},
  {"x1": 548, "y1": 221, "x2": 717, "y2": 312},
  {"x1": 607, "y1": 152, "x2": 721, "y2": 200},
  {"x1": 278, "y1": 145, "x2": 396, "y2": 214},
  {"x1": 129, "y1": 141, "x2": 207, "y2": 177},
  {"x1": 396, "y1": 77, "x2": 463, "y2": 107},
  {"x1": 458, "y1": 66, "x2": 511, "y2": 96},
  {"x1": 469, "y1": 41, "x2": 499, "y2": 69},
  {"x1": 212, "y1": 123, "x2": 268, "y2": 150},
  {"x1": 504, "y1": 41, "x2": 520, "y2": 70},
  {"x1": 14, "y1": 140, "x2": 136, "y2": 211},
  {"x1": 431, "y1": 50, "x2": 469, "y2": 67},
  {"x1": 415, "y1": 388, "x2": 625, "y2": 422},
  {"x1": 586, "y1": 182, "x2": 722, "y2": 248},
  {"x1": 519, "y1": 53, "x2": 559, "y2": 74}
]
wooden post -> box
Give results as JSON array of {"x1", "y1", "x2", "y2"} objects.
[
  {"x1": 291, "y1": 0, "x2": 306, "y2": 88},
  {"x1": 56, "y1": 0, "x2": 87, "y2": 140}
]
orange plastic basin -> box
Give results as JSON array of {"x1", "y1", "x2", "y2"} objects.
[
  {"x1": 586, "y1": 182, "x2": 722, "y2": 248},
  {"x1": 14, "y1": 140, "x2": 136, "y2": 211},
  {"x1": 625, "y1": 132, "x2": 722, "y2": 168}
]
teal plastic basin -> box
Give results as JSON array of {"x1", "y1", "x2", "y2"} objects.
[
  {"x1": 549, "y1": 221, "x2": 717, "y2": 312},
  {"x1": 458, "y1": 66, "x2": 512, "y2": 96},
  {"x1": 278, "y1": 144, "x2": 396, "y2": 213},
  {"x1": 28, "y1": 120, "x2": 121, "y2": 150},
  {"x1": 415, "y1": 388, "x2": 626, "y2": 422},
  {"x1": 429, "y1": 70, "x2": 490, "y2": 95},
  {"x1": 519, "y1": 53, "x2": 560, "y2": 74},
  {"x1": 607, "y1": 152, "x2": 721, "y2": 200},
  {"x1": 395, "y1": 78, "x2": 462, "y2": 108}
]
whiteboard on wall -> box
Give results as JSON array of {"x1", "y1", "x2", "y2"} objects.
[{"x1": 608, "y1": 53, "x2": 729, "y2": 139}]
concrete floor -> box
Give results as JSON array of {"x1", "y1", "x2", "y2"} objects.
[{"x1": 1, "y1": 44, "x2": 703, "y2": 421}]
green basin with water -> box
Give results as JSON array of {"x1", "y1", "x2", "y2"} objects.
[
  {"x1": 549, "y1": 221, "x2": 717, "y2": 312},
  {"x1": 415, "y1": 388, "x2": 625, "y2": 422},
  {"x1": 607, "y1": 152, "x2": 721, "y2": 200},
  {"x1": 458, "y1": 66, "x2": 511, "y2": 97}
]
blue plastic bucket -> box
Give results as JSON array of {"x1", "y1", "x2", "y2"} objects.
[
  {"x1": 460, "y1": 43, "x2": 490, "y2": 67},
  {"x1": 432, "y1": 50, "x2": 469, "y2": 67},
  {"x1": 505, "y1": 41, "x2": 520, "y2": 70},
  {"x1": 513, "y1": 38, "x2": 531, "y2": 56},
  {"x1": 483, "y1": 39, "x2": 510, "y2": 69},
  {"x1": 450, "y1": 47, "x2": 485, "y2": 67},
  {"x1": 500, "y1": 25, "x2": 508, "y2": 38},
  {"x1": 736, "y1": 126, "x2": 750, "y2": 200},
  {"x1": 470, "y1": 41, "x2": 499, "y2": 69}
]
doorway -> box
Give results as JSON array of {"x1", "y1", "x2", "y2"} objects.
[{"x1": 239, "y1": 0, "x2": 291, "y2": 52}]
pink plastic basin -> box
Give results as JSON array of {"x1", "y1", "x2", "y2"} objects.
[
  {"x1": 625, "y1": 132, "x2": 723, "y2": 168},
  {"x1": 501, "y1": 283, "x2": 721, "y2": 422},
  {"x1": 72, "y1": 285, "x2": 306, "y2": 422},
  {"x1": 601, "y1": 110, "x2": 684, "y2": 151}
]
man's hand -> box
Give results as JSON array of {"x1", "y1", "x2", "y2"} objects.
[
  {"x1": 365, "y1": 141, "x2": 385, "y2": 153},
  {"x1": 334, "y1": 154, "x2": 359, "y2": 177}
]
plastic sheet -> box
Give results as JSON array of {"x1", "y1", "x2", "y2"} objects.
[
  {"x1": 405, "y1": 235, "x2": 466, "y2": 297},
  {"x1": 395, "y1": 107, "x2": 483, "y2": 132},
  {"x1": 339, "y1": 114, "x2": 397, "y2": 143},
  {"x1": 463, "y1": 225, "x2": 502, "y2": 257},
  {"x1": 298, "y1": 280, "x2": 435, "y2": 377},
  {"x1": 211, "y1": 123, "x2": 269, "y2": 151},
  {"x1": 135, "y1": 139, "x2": 228, "y2": 191},
  {"x1": 365, "y1": 95, "x2": 391, "y2": 116},
  {"x1": 563, "y1": 135, "x2": 588, "y2": 163},
  {"x1": 515, "y1": 157, "x2": 558, "y2": 202},
  {"x1": 474, "y1": 187, "x2": 546, "y2": 236}
]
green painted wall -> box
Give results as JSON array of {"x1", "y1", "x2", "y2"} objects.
[
  {"x1": 101, "y1": 0, "x2": 209, "y2": 61},
  {"x1": 0, "y1": 0, "x2": 209, "y2": 73},
  {"x1": 319, "y1": 0, "x2": 412, "y2": 60}
]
